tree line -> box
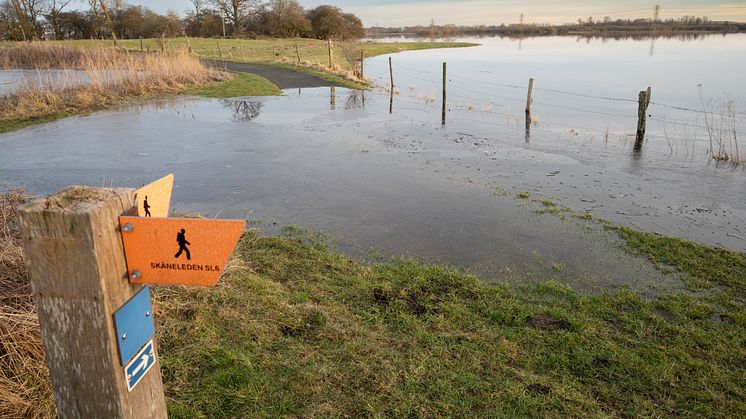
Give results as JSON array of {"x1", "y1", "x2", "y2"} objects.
[
  {"x1": 0, "y1": 0, "x2": 364, "y2": 41},
  {"x1": 367, "y1": 16, "x2": 745, "y2": 38}
]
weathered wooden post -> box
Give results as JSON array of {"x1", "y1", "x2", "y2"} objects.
[
  {"x1": 389, "y1": 56, "x2": 394, "y2": 91},
  {"x1": 635, "y1": 87, "x2": 651, "y2": 151},
  {"x1": 525, "y1": 77, "x2": 534, "y2": 124},
  {"x1": 327, "y1": 39, "x2": 333, "y2": 69},
  {"x1": 295, "y1": 44, "x2": 301, "y2": 63},
  {"x1": 272, "y1": 42, "x2": 276, "y2": 61},
  {"x1": 360, "y1": 50, "x2": 365, "y2": 79},
  {"x1": 217, "y1": 42, "x2": 223, "y2": 60},
  {"x1": 442, "y1": 62, "x2": 447, "y2": 125},
  {"x1": 185, "y1": 35, "x2": 192, "y2": 53},
  {"x1": 139, "y1": 36, "x2": 143, "y2": 53},
  {"x1": 330, "y1": 86, "x2": 336, "y2": 110},
  {"x1": 18, "y1": 187, "x2": 168, "y2": 418}
]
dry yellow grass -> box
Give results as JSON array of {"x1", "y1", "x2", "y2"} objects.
[
  {"x1": 0, "y1": 190, "x2": 55, "y2": 418},
  {"x1": 0, "y1": 43, "x2": 225, "y2": 125}
]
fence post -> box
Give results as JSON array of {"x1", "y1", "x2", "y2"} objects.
[
  {"x1": 217, "y1": 42, "x2": 223, "y2": 59},
  {"x1": 388, "y1": 57, "x2": 394, "y2": 90},
  {"x1": 360, "y1": 50, "x2": 364, "y2": 79},
  {"x1": 635, "y1": 88, "x2": 651, "y2": 151},
  {"x1": 525, "y1": 77, "x2": 534, "y2": 123},
  {"x1": 139, "y1": 36, "x2": 143, "y2": 53},
  {"x1": 185, "y1": 35, "x2": 192, "y2": 53},
  {"x1": 330, "y1": 86, "x2": 336, "y2": 110},
  {"x1": 295, "y1": 44, "x2": 301, "y2": 63},
  {"x1": 327, "y1": 39, "x2": 333, "y2": 69},
  {"x1": 18, "y1": 186, "x2": 168, "y2": 418},
  {"x1": 272, "y1": 42, "x2": 276, "y2": 61},
  {"x1": 442, "y1": 62, "x2": 447, "y2": 125}
]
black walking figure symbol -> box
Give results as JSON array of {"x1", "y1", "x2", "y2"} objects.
[
  {"x1": 143, "y1": 196, "x2": 152, "y2": 217},
  {"x1": 175, "y1": 229, "x2": 191, "y2": 260}
]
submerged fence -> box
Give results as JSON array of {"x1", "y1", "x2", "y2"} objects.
[{"x1": 373, "y1": 57, "x2": 745, "y2": 163}]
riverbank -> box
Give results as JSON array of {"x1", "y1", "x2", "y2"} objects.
[
  {"x1": 1, "y1": 189, "x2": 745, "y2": 417},
  {"x1": 0, "y1": 39, "x2": 476, "y2": 133}
]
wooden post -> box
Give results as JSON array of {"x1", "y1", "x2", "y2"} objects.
[
  {"x1": 272, "y1": 42, "x2": 276, "y2": 61},
  {"x1": 525, "y1": 77, "x2": 534, "y2": 123},
  {"x1": 388, "y1": 57, "x2": 394, "y2": 90},
  {"x1": 327, "y1": 39, "x2": 333, "y2": 69},
  {"x1": 635, "y1": 88, "x2": 651, "y2": 151},
  {"x1": 139, "y1": 36, "x2": 143, "y2": 53},
  {"x1": 18, "y1": 187, "x2": 167, "y2": 418},
  {"x1": 360, "y1": 50, "x2": 365, "y2": 79},
  {"x1": 442, "y1": 62, "x2": 447, "y2": 125},
  {"x1": 295, "y1": 44, "x2": 301, "y2": 63},
  {"x1": 330, "y1": 86, "x2": 336, "y2": 110},
  {"x1": 217, "y1": 42, "x2": 223, "y2": 59},
  {"x1": 185, "y1": 35, "x2": 192, "y2": 53}
]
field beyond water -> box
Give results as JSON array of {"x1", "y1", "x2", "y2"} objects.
[{"x1": 2, "y1": 190, "x2": 745, "y2": 417}]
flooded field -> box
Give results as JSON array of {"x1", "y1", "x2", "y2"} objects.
[
  {"x1": 1, "y1": 34, "x2": 744, "y2": 292},
  {"x1": 0, "y1": 68, "x2": 129, "y2": 96}
]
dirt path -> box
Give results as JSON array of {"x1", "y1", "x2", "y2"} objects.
[{"x1": 208, "y1": 61, "x2": 337, "y2": 89}]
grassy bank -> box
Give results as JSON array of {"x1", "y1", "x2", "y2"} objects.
[
  {"x1": 2, "y1": 190, "x2": 744, "y2": 417},
  {"x1": 54, "y1": 37, "x2": 477, "y2": 70},
  {"x1": 0, "y1": 44, "x2": 281, "y2": 134}
]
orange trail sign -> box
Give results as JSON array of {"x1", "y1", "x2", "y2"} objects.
[
  {"x1": 135, "y1": 174, "x2": 174, "y2": 218},
  {"x1": 119, "y1": 216, "x2": 245, "y2": 286}
]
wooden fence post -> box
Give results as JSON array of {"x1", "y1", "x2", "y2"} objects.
[
  {"x1": 18, "y1": 187, "x2": 168, "y2": 418},
  {"x1": 360, "y1": 50, "x2": 364, "y2": 79},
  {"x1": 525, "y1": 77, "x2": 534, "y2": 123},
  {"x1": 327, "y1": 39, "x2": 333, "y2": 69},
  {"x1": 388, "y1": 57, "x2": 394, "y2": 90},
  {"x1": 139, "y1": 36, "x2": 143, "y2": 53},
  {"x1": 330, "y1": 86, "x2": 336, "y2": 110},
  {"x1": 442, "y1": 62, "x2": 447, "y2": 125},
  {"x1": 185, "y1": 35, "x2": 192, "y2": 53},
  {"x1": 295, "y1": 44, "x2": 301, "y2": 63},
  {"x1": 635, "y1": 87, "x2": 651, "y2": 151},
  {"x1": 217, "y1": 42, "x2": 223, "y2": 59}
]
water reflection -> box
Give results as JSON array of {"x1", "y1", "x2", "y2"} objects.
[{"x1": 222, "y1": 99, "x2": 263, "y2": 122}]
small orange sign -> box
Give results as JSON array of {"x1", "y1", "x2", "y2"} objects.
[
  {"x1": 135, "y1": 174, "x2": 174, "y2": 218},
  {"x1": 119, "y1": 216, "x2": 245, "y2": 286}
]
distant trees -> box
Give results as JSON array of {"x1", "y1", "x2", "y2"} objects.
[
  {"x1": 263, "y1": 0, "x2": 310, "y2": 38},
  {"x1": 0, "y1": 0, "x2": 365, "y2": 40}
]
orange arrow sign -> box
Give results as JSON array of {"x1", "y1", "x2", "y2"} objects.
[
  {"x1": 119, "y1": 216, "x2": 245, "y2": 286},
  {"x1": 135, "y1": 174, "x2": 174, "y2": 218}
]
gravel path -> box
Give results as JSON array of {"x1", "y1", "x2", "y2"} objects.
[{"x1": 208, "y1": 60, "x2": 338, "y2": 89}]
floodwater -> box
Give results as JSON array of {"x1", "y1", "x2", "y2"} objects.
[
  {"x1": 1, "y1": 34, "x2": 744, "y2": 293},
  {"x1": 0, "y1": 68, "x2": 138, "y2": 96}
]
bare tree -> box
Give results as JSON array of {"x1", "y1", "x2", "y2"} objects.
[
  {"x1": 46, "y1": 0, "x2": 73, "y2": 39},
  {"x1": 10, "y1": 0, "x2": 44, "y2": 39},
  {"x1": 210, "y1": 0, "x2": 259, "y2": 34}
]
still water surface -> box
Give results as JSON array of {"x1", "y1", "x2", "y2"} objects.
[{"x1": 1, "y1": 34, "x2": 744, "y2": 292}]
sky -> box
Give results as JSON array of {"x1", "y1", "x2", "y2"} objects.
[{"x1": 109, "y1": 0, "x2": 746, "y2": 26}]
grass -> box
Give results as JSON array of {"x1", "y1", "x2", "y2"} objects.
[
  {"x1": 187, "y1": 72, "x2": 281, "y2": 98},
  {"x1": 609, "y1": 226, "x2": 746, "y2": 292},
  {"x1": 0, "y1": 190, "x2": 55, "y2": 418},
  {"x1": 154, "y1": 228, "x2": 746, "y2": 418},
  {"x1": 0, "y1": 43, "x2": 285, "y2": 133},
  {"x1": 3, "y1": 190, "x2": 745, "y2": 417},
  {"x1": 51, "y1": 37, "x2": 478, "y2": 73}
]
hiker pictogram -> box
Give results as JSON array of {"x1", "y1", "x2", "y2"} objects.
[
  {"x1": 143, "y1": 196, "x2": 151, "y2": 217},
  {"x1": 175, "y1": 229, "x2": 191, "y2": 260}
]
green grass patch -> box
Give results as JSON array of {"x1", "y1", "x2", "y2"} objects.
[
  {"x1": 0, "y1": 114, "x2": 71, "y2": 134},
  {"x1": 155, "y1": 229, "x2": 746, "y2": 418},
  {"x1": 609, "y1": 226, "x2": 746, "y2": 292},
  {"x1": 188, "y1": 73, "x2": 281, "y2": 98}
]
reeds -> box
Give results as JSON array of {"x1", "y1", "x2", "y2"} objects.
[
  {"x1": 0, "y1": 190, "x2": 55, "y2": 418},
  {"x1": 0, "y1": 43, "x2": 223, "y2": 124},
  {"x1": 699, "y1": 86, "x2": 743, "y2": 164}
]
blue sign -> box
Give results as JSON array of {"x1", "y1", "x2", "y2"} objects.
[
  {"x1": 125, "y1": 340, "x2": 156, "y2": 392},
  {"x1": 113, "y1": 286, "x2": 155, "y2": 364}
]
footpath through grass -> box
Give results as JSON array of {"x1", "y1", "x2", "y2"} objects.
[{"x1": 157, "y1": 227, "x2": 746, "y2": 418}]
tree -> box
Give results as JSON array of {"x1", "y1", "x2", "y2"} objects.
[
  {"x1": 266, "y1": 0, "x2": 310, "y2": 38},
  {"x1": 342, "y1": 12, "x2": 363, "y2": 39},
  {"x1": 210, "y1": 0, "x2": 259, "y2": 34},
  {"x1": 306, "y1": 5, "x2": 346, "y2": 40},
  {"x1": 187, "y1": 0, "x2": 205, "y2": 36},
  {"x1": 45, "y1": 0, "x2": 73, "y2": 39}
]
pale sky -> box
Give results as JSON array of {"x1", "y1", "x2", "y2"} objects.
[{"x1": 102, "y1": 0, "x2": 746, "y2": 26}]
